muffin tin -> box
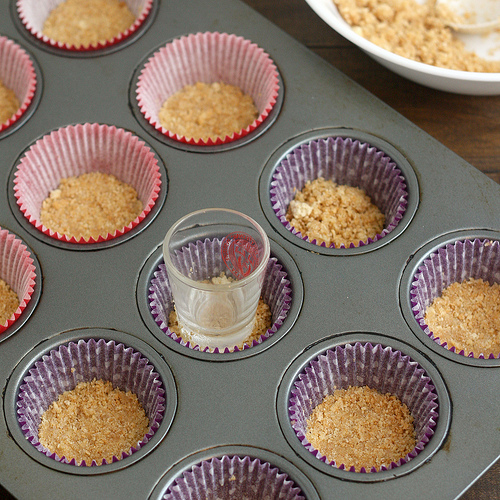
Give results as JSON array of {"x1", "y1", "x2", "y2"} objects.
[{"x1": 1, "y1": 0, "x2": 499, "y2": 498}]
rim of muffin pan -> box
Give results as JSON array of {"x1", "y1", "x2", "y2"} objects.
[
  {"x1": 276, "y1": 332, "x2": 451, "y2": 483},
  {"x1": 10, "y1": 0, "x2": 159, "y2": 57},
  {"x1": 3, "y1": 328, "x2": 177, "y2": 475},
  {"x1": 136, "y1": 238, "x2": 303, "y2": 362},
  {"x1": 0, "y1": 35, "x2": 42, "y2": 140},
  {"x1": 259, "y1": 128, "x2": 419, "y2": 256},
  {"x1": 0, "y1": 227, "x2": 42, "y2": 344},
  {"x1": 7, "y1": 125, "x2": 168, "y2": 251},
  {"x1": 148, "y1": 445, "x2": 320, "y2": 500},
  {"x1": 128, "y1": 36, "x2": 284, "y2": 153},
  {"x1": 400, "y1": 229, "x2": 500, "y2": 368}
]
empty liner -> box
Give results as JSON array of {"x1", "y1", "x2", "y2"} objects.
[
  {"x1": 163, "y1": 455, "x2": 305, "y2": 500},
  {"x1": 16, "y1": 338, "x2": 166, "y2": 466},
  {"x1": 149, "y1": 239, "x2": 291, "y2": 353},
  {"x1": 136, "y1": 32, "x2": 279, "y2": 146},
  {"x1": 411, "y1": 238, "x2": 500, "y2": 359},
  {"x1": 270, "y1": 136, "x2": 408, "y2": 248},
  {"x1": 289, "y1": 342, "x2": 439, "y2": 473},
  {"x1": 13, "y1": 123, "x2": 161, "y2": 244},
  {"x1": 0, "y1": 228, "x2": 36, "y2": 334},
  {"x1": 0, "y1": 35, "x2": 37, "y2": 132},
  {"x1": 16, "y1": 0, "x2": 153, "y2": 51}
]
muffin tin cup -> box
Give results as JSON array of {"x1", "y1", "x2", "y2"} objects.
[
  {"x1": 277, "y1": 333, "x2": 451, "y2": 482},
  {"x1": 12, "y1": 123, "x2": 162, "y2": 245},
  {"x1": 16, "y1": 0, "x2": 154, "y2": 52},
  {"x1": 0, "y1": 227, "x2": 38, "y2": 338},
  {"x1": 0, "y1": 35, "x2": 37, "y2": 133},
  {"x1": 3, "y1": 328, "x2": 177, "y2": 474},
  {"x1": 400, "y1": 230, "x2": 500, "y2": 366},
  {"x1": 137, "y1": 239, "x2": 303, "y2": 361},
  {"x1": 148, "y1": 446, "x2": 320, "y2": 500},
  {"x1": 135, "y1": 31, "x2": 280, "y2": 147}
]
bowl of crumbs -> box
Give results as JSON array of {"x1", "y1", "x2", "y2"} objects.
[{"x1": 303, "y1": 0, "x2": 500, "y2": 95}]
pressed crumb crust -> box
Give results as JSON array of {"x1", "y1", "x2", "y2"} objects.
[
  {"x1": 333, "y1": 0, "x2": 500, "y2": 72},
  {"x1": 42, "y1": 0, "x2": 136, "y2": 48},
  {"x1": 158, "y1": 81, "x2": 259, "y2": 142},
  {"x1": 286, "y1": 177, "x2": 385, "y2": 247},
  {"x1": 424, "y1": 277, "x2": 500, "y2": 356},
  {"x1": 306, "y1": 385, "x2": 416, "y2": 472},
  {"x1": 0, "y1": 278, "x2": 19, "y2": 325},
  {"x1": 0, "y1": 79, "x2": 19, "y2": 124},
  {"x1": 40, "y1": 171, "x2": 143, "y2": 240},
  {"x1": 38, "y1": 379, "x2": 150, "y2": 466}
]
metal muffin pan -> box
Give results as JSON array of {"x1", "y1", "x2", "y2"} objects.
[{"x1": 0, "y1": 0, "x2": 499, "y2": 498}]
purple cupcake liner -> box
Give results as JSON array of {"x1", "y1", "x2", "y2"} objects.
[
  {"x1": 163, "y1": 455, "x2": 305, "y2": 500},
  {"x1": 270, "y1": 136, "x2": 408, "y2": 248},
  {"x1": 289, "y1": 342, "x2": 439, "y2": 473},
  {"x1": 17, "y1": 338, "x2": 166, "y2": 466},
  {"x1": 149, "y1": 239, "x2": 291, "y2": 353},
  {"x1": 411, "y1": 238, "x2": 500, "y2": 359}
]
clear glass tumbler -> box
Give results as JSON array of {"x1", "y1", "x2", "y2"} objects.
[{"x1": 163, "y1": 208, "x2": 270, "y2": 350}]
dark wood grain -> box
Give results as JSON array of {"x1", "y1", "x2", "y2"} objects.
[{"x1": 242, "y1": 1, "x2": 500, "y2": 499}]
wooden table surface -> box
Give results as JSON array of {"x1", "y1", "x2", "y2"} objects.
[{"x1": 242, "y1": 0, "x2": 500, "y2": 499}]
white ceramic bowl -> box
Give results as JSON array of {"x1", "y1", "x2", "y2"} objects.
[{"x1": 304, "y1": 0, "x2": 500, "y2": 95}]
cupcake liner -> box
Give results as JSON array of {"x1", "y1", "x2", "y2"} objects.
[
  {"x1": 149, "y1": 239, "x2": 291, "y2": 353},
  {"x1": 0, "y1": 228, "x2": 36, "y2": 333},
  {"x1": 16, "y1": 0, "x2": 153, "y2": 51},
  {"x1": 16, "y1": 338, "x2": 166, "y2": 466},
  {"x1": 411, "y1": 238, "x2": 500, "y2": 359},
  {"x1": 289, "y1": 342, "x2": 439, "y2": 473},
  {"x1": 136, "y1": 32, "x2": 279, "y2": 146},
  {"x1": 163, "y1": 455, "x2": 305, "y2": 500},
  {"x1": 13, "y1": 123, "x2": 161, "y2": 244},
  {"x1": 270, "y1": 136, "x2": 408, "y2": 248},
  {"x1": 0, "y1": 35, "x2": 37, "y2": 132}
]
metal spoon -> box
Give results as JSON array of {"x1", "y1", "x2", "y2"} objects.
[{"x1": 436, "y1": 0, "x2": 500, "y2": 33}]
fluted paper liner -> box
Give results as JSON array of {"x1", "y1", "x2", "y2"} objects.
[
  {"x1": 162, "y1": 455, "x2": 305, "y2": 500},
  {"x1": 13, "y1": 123, "x2": 161, "y2": 244},
  {"x1": 136, "y1": 32, "x2": 279, "y2": 146},
  {"x1": 16, "y1": 338, "x2": 166, "y2": 466},
  {"x1": 149, "y1": 238, "x2": 291, "y2": 353},
  {"x1": 289, "y1": 342, "x2": 439, "y2": 473},
  {"x1": 0, "y1": 35, "x2": 37, "y2": 132},
  {"x1": 270, "y1": 136, "x2": 408, "y2": 248},
  {"x1": 16, "y1": 0, "x2": 153, "y2": 51},
  {"x1": 411, "y1": 238, "x2": 500, "y2": 359},
  {"x1": 0, "y1": 228, "x2": 36, "y2": 334}
]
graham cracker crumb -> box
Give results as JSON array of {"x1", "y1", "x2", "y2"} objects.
[
  {"x1": 38, "y1": 379, "x2": 149, "y2": 466},
  {"x1": 42, "y1": 0, "x2": 136, "y2": 48},
  {"x1": 0, "y1": 278, "x2": 19, "y2": 325},
  {"x1": 306, "y1": 385, "x2": 416, "y2": 472},
  {"x1": 40, "y1": 171, "x2": 143, "y2": 240},
  {"x1": 0, "y1": 79, "x2": 19, "y2": 124},
  {"x1": 332, "y1": 0, "x2": 500, "y2": 72},
  {"x1": 158, "y1": 81, "x2": 259, "y2": 142},
  {"x1": 286, "y1": 177, "x2": 385, "y2": 247},
  {"x1": 424, "y1": 277, "x2": 500, "y2": 356}
]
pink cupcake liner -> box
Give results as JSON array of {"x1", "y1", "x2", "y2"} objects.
[
  {"x1": 411, "y1": 238, "x2": 500, "y2": 359},
  {"x1": 163, "y1": 455, "x2": 305, "y2": 500},
  {"x1": 0, "y1": 35, "x2": 37, "y2": 133},
  {"x1": 136, "y1": 32, "x2": 279, "y2": 146},
  {"x1": 149, "y1": 239, "x2": 291, "y2": 353},
  {"x1": 270, "y1": 136, "x2": 408, "y2": 248},
  {"x1": 13, "y1": 123, "x2": 161, "y2": 244},
  {"x1": 16, "y1": 338, "x2": 166, "y2": 467},
  {"x1": 16, "y1": 0, "x2": 153, "y2": 51},
  {"x1": 0, "y1": 228, "x2": 36, "y2": 334},
  {"x1": 289, "y1": 342, "x2": 439, "y2": 473}
]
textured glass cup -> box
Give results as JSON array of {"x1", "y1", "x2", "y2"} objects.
[{"x1": 162, "y1": 208, "x2": 270, "y2": 350}]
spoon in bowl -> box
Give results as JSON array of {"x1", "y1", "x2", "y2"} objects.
[{"x1": 436, "y1": 0, "x2": 500, "y2": 33}]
